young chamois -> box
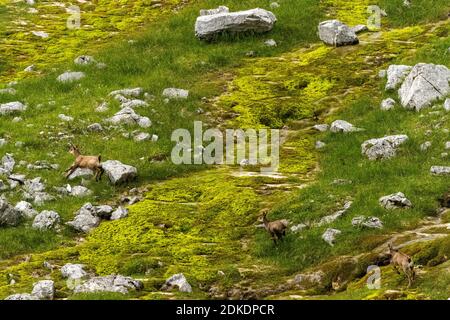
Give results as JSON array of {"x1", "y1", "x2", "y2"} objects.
[
  {"x1": 260, "y1": 209, "x2": 288, "y2": 244},
  {"x1": 65, "y1": 143, "x2": 104, "y2": 181},
  {"x1": 388, "y1": 243, "x2": 415, "y2": 288}
]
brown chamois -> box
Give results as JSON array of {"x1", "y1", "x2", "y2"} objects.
[
  {"x1": 260, "y1": 209, "x2": 288, "y2": 244},
  {"x1": 388, "y1": 243, "x2": 415, "y2": 288},
  {"x1": 64, "y1": 143, "x2": 104, "y2": 181}
]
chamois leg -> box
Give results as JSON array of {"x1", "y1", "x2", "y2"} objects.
[
  {"x1": 65, "y1": 164, "x2": 78, "y2": 179},
  {"x1": 392, "y1": 265, "x2": 400, "y2": 275},
  {"x1": 98, "y1": 167, "x2": 104, "y2": 181}
]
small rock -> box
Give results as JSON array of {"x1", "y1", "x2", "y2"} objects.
[
  {"x1": 68, "y1": 168, "x2": 94, "y2": 180},
  {"x1": 0, "y1": 101, "x2": 27, "y2": 115},
  {"x1": 87, "y1": 123, "x2": 103, "y2": 132},
  {"x1": 95, "y1": 102, "x2": 109, "y2": 113},
  {"x1": 0, "y1": 88, "x2": 17, "y2": 95},
  {"x1": 313, "y1": 124, "x2": 329, "y2": 132},
  {"x1": 290, "y1": 223, "x2": 307, "y2": 233},
  {"x1": 361, "y1": 135, "x2": 409, "y2": 160},
  {"x1": 58, "y1": 114, "x2": 74, "y2": 122},
  {"x1": 330, "y1": 120, "x2": 361, "y2": 133},
  {"x1": 264, "y1": 39, "x2": 277, "y2": 47},
  {"x1": 109, "y1": 88, "x2": 143, "y2": 97},
  {"x1": 381, "y1": 98, "x2": 396, "y2": 111},
  {"x1": 379, "y1": 192, "x2": 412, "y2": 210},
  {"x1": 74, "y1": 55, "x2": 95, "y2": 65},
  {"x1": 162, "y1": 273, "x2": 192, "y2": 293},
  {"x1": 57, "y1": 71, "x2": 85, "y2": 83},
  {"x1": 24, "y1": 64, "x2": 35, "y2": 72},
  {"x1": 32, "y1": 211, "x2": 60, "y2": 230},
  {"x1": 15, "y1": 201, "x2": 38, "y2": 219},
  {"x1": 351, "y1": 24, "x2": 368, "y2": 34},
  {"x1": 385, "y1": 65, "x2": 411, "y2": 91},
  {"x1": 4, "y1": 293, "x2": 37, "y2": 300},
  {"x1": 70, "y1": 185, "x2": 92, "y2": 197},
  {"x1": 322, "y1": 228, "x2": 341, "y2": 246},
  {"x1": 0, "y1": 198, "x2": 22, "y2": 227},
  {"x1": 110, "y1": 207, "x2": 128, "y2": 221},
  {"x1": 61, "y1": 263, "x2": 88, "y2": 280},
  {"x1": 430, "y1": 166, "x2": 450, "y2": 176},
  {"x1": 162, "y1": 88, "x2": 189, "y2": 99},
  {"x1": 352, "y1": 216, "x2": 383, "y2": 229},
  {"x1": 315, "y1": 141, "x2": 326, "y2": 149},
  {"x1": 134, "y1": 132, "x2": 151, "y2": 142},
  {"x1": 31, "y1": 30, "x2": 49, "y2": 38},
  {"x1": 444, "y1": 98, "x2": 450, "y2": 112},
  {"x1": 31, "y1": 280, "x2": 54, "y2": 300}
]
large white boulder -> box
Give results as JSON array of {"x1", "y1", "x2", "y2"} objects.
[
  {"x1": 73, "y1": 275, "x2": 143, "y2": 294},
  {"x1": 102, "y1": 160, "x2": 137, "y2": 185},
  {"x1": 318, "y1": 20, "x2": 359, "y2": 47},
  {"x1": 195, "y1": 8, "x2": 277, "y2": 41},
  {"x1": 32, "y1": 211, "x2": 60, "y2": 230},
  {"x1": 399, "y1": 63, "x2": 450, "y2": 111},
  {"x1": 57, "y1": 71, "x2": 85, "y2": 83}
]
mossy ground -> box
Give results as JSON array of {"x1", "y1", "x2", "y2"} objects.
[{"x1": 0, "y1": 0, "x2": 449, "y2": 300}]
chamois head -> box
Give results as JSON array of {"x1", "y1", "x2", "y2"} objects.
[
  {"x1": 258, "y1": 208, "x2": 270, "y2": 222},
  {"x1": 68, "y1": 143, "x2": 80, "y2": 156},
  {"x1": 388, "y1": 243, "x2": 397, "y2": 254}
]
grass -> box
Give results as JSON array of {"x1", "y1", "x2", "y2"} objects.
[{"x1": 0, "y1": 0, "x2": 449, "y2": 300}]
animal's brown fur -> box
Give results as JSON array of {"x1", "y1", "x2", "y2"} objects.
[
  {"x1": 388, "y1": 243, "x2": 415, "y2": 288},
  {"x1": 64, "y1": 144, "x2": 104, "y2": 181},
  {"x1": 260, "y1": 209, "x2": 288, "y2": 244}
]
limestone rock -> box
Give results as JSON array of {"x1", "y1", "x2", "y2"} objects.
[
  {"x1": 318, "y1": 20, "x2": 359, "y2": 47},
  {"x1": 361, "y1": 135, "x2": 409, "y2": 160}
]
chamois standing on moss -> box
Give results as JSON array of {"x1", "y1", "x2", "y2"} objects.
[
  {"x1": 64, "y1": 143, "x2": 104, "y2": 181},
  {"x1": 388, "y1": 243, "x2": 415, "y2": 288},
  {"x1": 260, "y1": 209, "x2": 288, "y2": 244}
]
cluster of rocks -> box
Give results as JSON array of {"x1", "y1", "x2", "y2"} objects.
[
  {"x1": 380, "y1": 63, "x2": 450, "y2": 111},
  {"x1": 68, "y1": 160, "x2": 137, "y2": 185},
  {"x1": 67, "y1": 202, "x2": 128, "y2": 233},
  {"x1": 5, "y1": 280, "x2": 55, "y2": 300}
]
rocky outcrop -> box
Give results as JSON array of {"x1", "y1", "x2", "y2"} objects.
[
  {"x1": 385, "y1": 65, "x2": 411, "y2": 90},
  {"x1": 352, "y1": 216, "x2": 383, "y2": 229},
  {"x1": 399, "y1": 63, "x2": 450, "y2": 111},
  {"x1": 361, "y1": 135, "x2": 409, "y2": 160},
  {"x1": 32, "y1": 210, "x2": 60, "y2": 230},
  {"x1": 106, "y1": 107, "x2": 151, "y2": 128},
  {"x1": 195, "y1": 8, "x2": 277, "y2": 41},
  {"x1": 318, "y1": 20, "x2": 359, "y2": 47}
]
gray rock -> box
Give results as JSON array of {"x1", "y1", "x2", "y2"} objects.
[
  {"x1": 110, "y1": 206, "x2": 128, "y2": 220},
  {"x1": 32, "y1": 210, "x2": 60, "y2": 230},
  {"x1": 106, "y1": 107, "x2": 152, "y2": 128},
  {"x1": 270, "y1": 2, "x2": 280, "y2": 9},
  {"x1": 445, "y1": 141, "x2": 450, "y2": 150},
  {"x1": 352, "y1": 216, "x2": 383, "y2": 229},
  {"x1": 92, "y1": 205, "x2": 114, "y2": 219},
  {"x1": 430, "y1": 166, "x2": 450, "y2": 176},
  {"x1": 313, "y1": 124, "x2": 329, "y2": 132},
  {"x1": 70, "y1": 185, "x2": 92, "y2": 197},
  {"x1": 95, "y1": 102, "x2": 109, "y2": 113},
  {"x1": 68, "y1": 168, "x2": 94, "y2": 180},
  {"x1": 25, "y1": 192, "x2": 55, "y2": 206},
  {"x1": 361, "y1": 135, "x2": 409, "y2": 160},
  {"x1": 0, "y1": 88, "x2": 17, "y2": 95},
  {"x1": 318, "y1": 20, "x2": 359, "y2": 47},
  {"x1": 444, "y1": 98, "x2": 450, "y2": 112},
  {"x1": 121, "y1": 99, "x2": 149, "y2": 109},
  {"x1": 420, "y1": 141, "x2": 432, "y2": 152},
  {"x1": 0, "y1": 101, "x2": 27, "y2": 115},
  {"x1": 73, "y1": 275, "x2": 143, "y2": 294},
  {"x1": 74, "y1": 55, "x2": 95, "y2": 65},
  {"x1": 315, "y1": 141, "x2": 326, "y2": 149},
  {"x1": 322, "y1": 228, "x2": 341, "y2": 246},
  {"x1": 200, "y1": 6, "x2": 229, "y2": 16},
  {"x1": 0, "y1": 198, "x2": 22, "y2": 226},
  {"x1": 87, "y1": 123, "x2": 103, "y2": 132},
  {"x1": 1, "y1": 153, "x2": 15, "y2": 173},
  {"x1": 102, "y1": 160, "x2": 137, "y2": 185},
  {"x1": 195, "y1": 8, "x2": 277, "y2": 41},
  {"x1": 61, "y1": 263, "x2": 88, "y2": 280},
  {"x1": 58, "y1": 114, "x2": 74, "y2": 122},
  {"x1": 317, "y1": 201, "x2": 352, "y2": 226},
  {"x1": 385, "y1": 65, "x2": 411, "y2": 90},
  {"x1": 162, "y1": 273, "x2": 192, "y2": 293},
  {"x1": 109, "y1": 88, "x2": 143, "y2": 97},
  {"x1": 24, "y1": 177, "x2": 45, "y2": 193},
  {"x1": 31, "y1": 30, "x2": 49, "y2": 38},
  {"x1": 134, "y1": 132, "x2": 151, "y2": 142},
  {"x1": 57, "y1": 71, "x2": 85, "y2": 83},
  {"x1": 31, "y1": 280, "x2": 54, "y2": 300},
  {"x1": 15, "y1": 201, "x2": 38, "y2": 219},
  {"x1": 0, "y1": 138, "x2": 7, "y2": 147},
  {"x1": 399, "y1": 63, "x2": 450, "y2": 111},
  {"x1": 379, "y1": 192, "x2": 412, "y2": 210},
  {"x1": 4, "y1": 293, "x2": 38, "y2": 300},
  {"x1": 67, "y1": 206, "x2": 101, "y2": 233},
  {"x1": 162, "y1": 88, "x2": 189, "y2": 99},
  {"x1": 330, "y1": 120, "x2": 361, "y2": 133},
  {"x1": 24, "y1": 64, "x2": 35, "y2": 72},
  {"x1": 381, "y1": 98, "x2": 396, "y2": 111},
  {"x1": 290, "y1": 223, "x2": 307, "y2": 233},
  {"x1": 351, "y1": 24, "x2": 368, "y2": 34},
  {"x1": 264, "y1": 39, "x2": 277, "y2": 47}
]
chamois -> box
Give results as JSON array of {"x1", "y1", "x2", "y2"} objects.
[
  {"x1": 64, "y1": 143, "x2": 104, "y2": 181},
  {"x1": 260, "y1": 209, "x2": 288, "y2": 244},
  {"x1": 388, "y1": 243, "x2": 415, "y2": 288}
]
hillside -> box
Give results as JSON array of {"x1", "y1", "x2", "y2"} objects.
[{"x1": 0, "y1": 0, "x2": 449, "y2": 300}]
